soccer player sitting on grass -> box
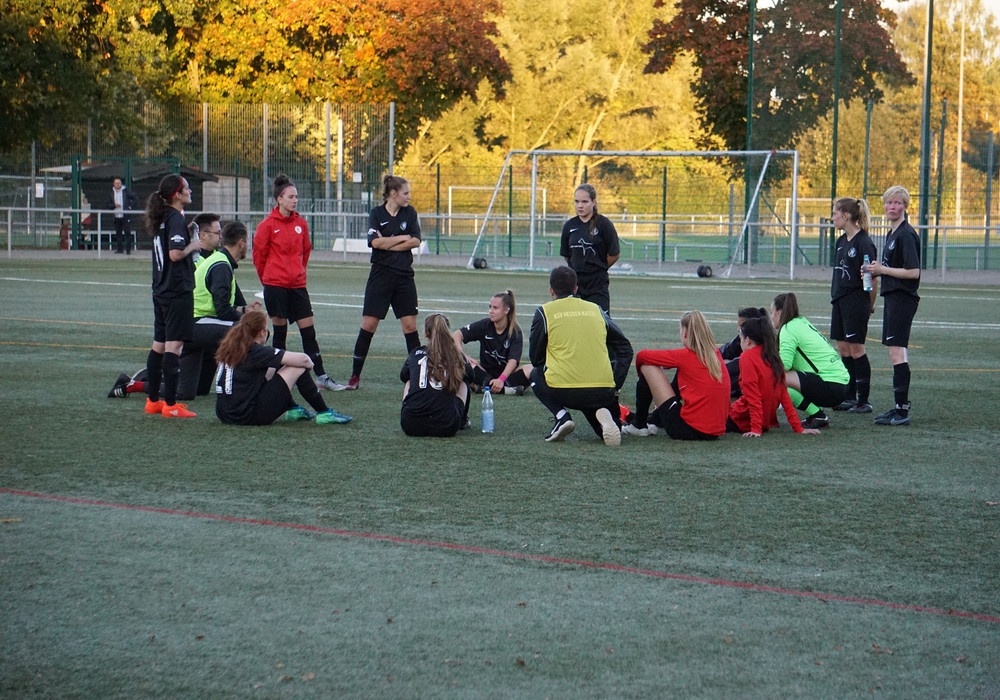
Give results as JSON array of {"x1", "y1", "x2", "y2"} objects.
[
  {"x1": 528, "y1": 266, "x2": 633, "y2": 447},
  {"x1": 400, "y1": 314, "x2": 471, "y2": 437},
  {"x1": 213, "y1": 310, "x2": 352, "y2": 426},
  {"x1": 453, "y1": 289, "x2": 532, "y2": 396},
  {"x1": 725, "y1": 316, "x2": 821, "y2": 437},
  {"x1": 623, "y1": 310, "x2": 730, "y2": 440}
]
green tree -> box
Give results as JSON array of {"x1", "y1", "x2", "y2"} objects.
[
  {"x1": 162, "y1": 0, "x2": 510, "y2": 146},
  {"x1": 643, "y1": 0, "x2": 914, "y2": 170},
  {"x1": 402, "y1": 0, "x2": 708, "y2": 206}
]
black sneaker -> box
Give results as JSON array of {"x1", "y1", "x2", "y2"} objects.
[
  {"x1": 460, "y1": 417, "x2": 472, "y2": 430},
  {"x1": 847, "y1": 402, "x2": 873, "y2": 414},
  {"x1": 833, "y1": 398, "x2": 857, "y2": 411},
  {"x1": 108, "y1": 372, "x2": 132, "y2": 398},
  {"x1": 545, "y1": 414, "x2": 576, "y2": 442},
  {"x1": 802, "y1": 412, "x2": 830, "y2": 429},
  {"x1": 874, "y1": 406, "x2": 910, "y2": 426}
]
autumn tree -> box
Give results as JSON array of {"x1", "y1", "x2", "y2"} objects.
[
  {"x1": 0, "y1": 0, "x2": 168, "y2": 152},
  {"x1": 643, "y1": 0, "x2": 914, "y2": 168},
  {"x1": 402, "y1": 0, "x2": 707, "y2": 203},
  {"x1": 158, "y1": 0, "x2": 511, "y2": 146}
]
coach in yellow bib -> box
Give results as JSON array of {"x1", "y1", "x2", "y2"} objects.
[{"x1": 529, "y1": 266, "x2": 633, "y2": 446}]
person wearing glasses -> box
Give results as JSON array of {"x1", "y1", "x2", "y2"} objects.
[{"x1": 213, "y1": 310, "x2": 352, "y2": 426}]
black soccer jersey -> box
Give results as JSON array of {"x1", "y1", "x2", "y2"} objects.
[
  {"x1": 400, "y1": 347, "x2": 460, "y2": 419},
  {"x1": 214, "y1": 344, "x2": 285, "y2": 424},
  {"x1": 151, "y1": 208, "x2": 195, "y2": 298},
  {"x1": 367, "y1": 204, "x2": 421, "y2": 274},
  {"x1": 459, "y1": 317, "x2": 524, "y2": 378},
  {"x1": 880, "y1": 220, "x2": 921, "y2": 300},
  {"x1": 831, "y1": 229, "x2": 877, "y2": 301},
  {"x1": 560, "y1": 215, "x2": 620, "y2": 277}
]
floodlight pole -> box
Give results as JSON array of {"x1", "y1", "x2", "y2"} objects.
[
  {"x1": 917, "y1": 0, "x2": 934, "y2": 268},
  {"x1": 744, "y1": 0, "x2": 756, "y2": 265},
  {"x1": 830, "y1": 0, "x2": 843, "y2": 205}
]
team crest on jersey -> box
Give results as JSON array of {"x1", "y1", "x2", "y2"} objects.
[
  {"x1": 295, "y1": 226, "x2": 303, "y2": 234},
  {"x1": 848, "y1": 247, "x2": 857, "y2": 258},
  {"x1": 401, "y1": 222, "x2": 408, "y2": 232},
  {"x1": 887, "y1": 240, "x2": 896, "y2": 251}
]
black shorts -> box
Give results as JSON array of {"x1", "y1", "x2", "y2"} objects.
[
  {"x1": 650, "y1": 396, "x2": 718, "y2": 441},
  {"x1": 363, "y1": 266, "x2": 418, "y2": 319},
  {"x1": 263, "y1": 286, "x2": 313, "y2": 324},
  {"x1": 794, "y1": 371, "x2": 849, "y2": 408},
  {"x1": 830, "y1": 290, "x2": 872, "y2": 344},
  {"x1": 882, "y1": 292, "x2": 919, "y2": 347},
  {"x1": 245, "y1": 376, "x2": 296, "y2": 426},
  {"x1": 152, "y1": 293, "x2": 194, "y2": 344},
  {"x1": 400, "y1": 398, "x2": 464, "y2": 437}
]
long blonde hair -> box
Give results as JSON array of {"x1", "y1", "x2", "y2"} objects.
[
  {"x1": 424, "y1": 314, "x2": 465, "y2": 395},
  {"x1": 681, "y1": 310, "x2": 722, "y2": 382}
]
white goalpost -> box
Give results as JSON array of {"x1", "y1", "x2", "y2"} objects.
[{"x1": 464, "y1": 149, "x2": 803, "y2": 279}]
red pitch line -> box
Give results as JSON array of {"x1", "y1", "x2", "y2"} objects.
[{"x1": 4, "y1": 488, "x2": 998, "y2": 624}]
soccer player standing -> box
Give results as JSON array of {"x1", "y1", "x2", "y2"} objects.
[{"x1": 863, "y1": 185, "x2": 921, "y2": 426}]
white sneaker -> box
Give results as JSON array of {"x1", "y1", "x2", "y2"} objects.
[
  {"x1": 595, "y1": 408, "x2": 621, "y2": 447},
  {"x1": 621, "y1": 423, "x2": 649, "y2": 437},
  {"x1": 316, "y1": 375, "x2": 348, "y2": 391}
]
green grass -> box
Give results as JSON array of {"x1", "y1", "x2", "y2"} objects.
[{"x1": 1, "y1": 258, "x2": 999, "y2": 697}]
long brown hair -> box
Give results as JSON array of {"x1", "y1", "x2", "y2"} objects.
[
  {"x1": 424, "y1": 314, "x2": 465, "y2": 395},
  {"x1": 833, "y1": 196, "x2": 871, "y2": 231},
  {"x1": 381, "y1": 175, "x2": 409, "y2": 204},
  {"x1": 771, "y1": 293, "x2": 801, "y2": 330},
  {"x1": 680, "y1": 310, "x2": 722, "y2": 382},
  {"x1": 216, "y1": 309, "x2": 268, "y2": 368},
  {"x1": 576, "y1": 183, "x2": 601, "y2": 239},
  {"x1": 740, "y1": 316, "x2": 783, "y2": 386},
  {"x1": 493, "y1": 289, "x2": 519, "y2": 338}
]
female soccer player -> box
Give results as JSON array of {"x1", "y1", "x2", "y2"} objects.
[
  {"x1": 623, "y1": 310, "x2": 730, "y2": 440},
  {"x1": 347, "y1": 175, "x2": 423, "y2": 390},
  {"x1": 253, "y1": 174, "x2": 343, "y2": 391},
  {"x1": 770, "y1": 292, "x2": 850, "y2": 429},
  {"x1": 862, "y1": 185, "x2": 922, "y2": 426},
  {"x1": 453, "y1": 289, "x2": 531, "y2": 395},
  {"x1": 830, "y1": 196, "x2": 878, "y2": 413},
  {"x1": 143, "y1": 174, "x2": 201, "y2": 418},
  {"x1": 400, "y1": 314, "x2": 470, "y2": 437},
  {"x1": 719, "y1": 306, "x2": 768, "y2": 397},
  {"x1": 726, "y1": 316, "x2": 821, "y2": 437},
  {"x1": 213, "y1": 310, "x2": 352, "y2": 426},
  {"x1": 559, "y1": 184, "x2": 620, "y2": 314}
]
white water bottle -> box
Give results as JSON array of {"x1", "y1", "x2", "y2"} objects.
[
  {"x1": 862, "y1": 254, "x2": 873, "y2": 292},
  {"x1": 481, "y1": 387, "x2": 495, "y2": 433}
]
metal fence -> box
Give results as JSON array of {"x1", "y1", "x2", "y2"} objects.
[{"x1": 1, "y1": 99, "x2": 998, "y2": 273}]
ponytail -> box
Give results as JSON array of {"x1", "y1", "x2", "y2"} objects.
[{"x1": 493, "y1": 289, "x2": 519, "y2": 338}]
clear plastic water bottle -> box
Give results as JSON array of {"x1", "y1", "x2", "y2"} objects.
[
  {"x1": 862, "y1": 254, "x2": 873, "y2": 292},
  {"x1": 481, "y1": 387, "x2": 494, "y2": 433}
]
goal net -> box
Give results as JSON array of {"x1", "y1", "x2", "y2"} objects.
[{"x1": 464, "y1": 149, "x2": 804, "y2": 278}]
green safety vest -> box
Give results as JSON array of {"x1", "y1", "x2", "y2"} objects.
[{"x1": 193, "y1": 250, "x2": 235, "y2": 318}]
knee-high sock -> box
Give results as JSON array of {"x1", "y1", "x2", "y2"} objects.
[
  {"x1": 893, "y1": 362, "x2": 911, "y2": 408},
  {"x1": 146, "y1": 350, "x2": 164, "y2": 402},
  {"x1": 352, "y1": 329, "x2": 374, "y2": 377},
  {"x1": 404, "y1": 330, "x2": 420, "y2": 354},
  {"x1": 632, "y1": 375, "x2": 653, "y2": 426},
  {"x1": 855, "y1": 354, "x2": 871, "y2": 404},
  {"x1": 299, "y1": 325, "x2": 325, "y2": 378},
  {"x1": 296, "y1": 371, "x2": 329, "y2": 414},
  {"x1": 162, "y1": 352, "x2": 181, "y2": 405},
  {"x1": 272, "y1": 324, "x2": 288, "y2": 350},
  {"x1": 841, "y1": 355, "x2": 857, "y2": 400}
]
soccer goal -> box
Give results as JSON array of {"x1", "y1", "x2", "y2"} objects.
[{"x1": 464, "y1": 149, "x2": 805, "y2": 279}]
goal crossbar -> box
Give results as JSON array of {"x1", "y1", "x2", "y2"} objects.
[{"x1": 466, "y1": 148, "x2": 802, "y2": 279}]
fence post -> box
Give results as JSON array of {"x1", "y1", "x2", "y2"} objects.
[
  {"x1": 985, "y1": 131, "x2": 994, "y2": 270},
  {"x1": 932, "y1": 100, "x2": 947, "y2": 269},
  {"x1": 660, "y1": 166, "x2": 667, "y2": 263}
]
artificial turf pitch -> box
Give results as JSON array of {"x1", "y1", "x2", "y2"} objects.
[{"x1": 1, "y1": 258, "x2": 998, "y2": 697}]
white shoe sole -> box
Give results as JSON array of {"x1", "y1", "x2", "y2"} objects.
[{"x1": 596, "y1": 408, "x2": 621, "y2": 447}]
